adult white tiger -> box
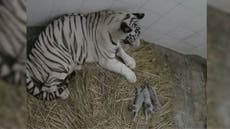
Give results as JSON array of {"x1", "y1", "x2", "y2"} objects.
[{"x1": 26, "y1": 10, "x2": 144, "y2": 101}]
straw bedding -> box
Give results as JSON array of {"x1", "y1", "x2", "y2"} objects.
[{"x1": 27, "y1": 41, "x2": 175, "y2": 129}]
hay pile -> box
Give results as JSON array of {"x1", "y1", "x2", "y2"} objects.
[{"x1": 27, "y1": 42, "x2": 174, "y2": 129}]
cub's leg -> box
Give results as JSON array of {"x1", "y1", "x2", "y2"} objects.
[
  {"x1": 116, "y1": 47, "x2": 136, "y2": 69},
  {"x1": 99, "y1": 58, "x2": 136, "y2": 83},
  {"x1": 129, "y1": 87, "x2": 145, "y2": 121}
]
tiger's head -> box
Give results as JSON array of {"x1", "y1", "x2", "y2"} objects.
[
  {"x1": 105, "y1": 11, "x2": 144, "y2": 47},
  {"x1": 122, "y1": 21, "x2": 141, "y2": 48},
  {"x1": 120, "y1": 13, "x2": 144, "y2": 48}
]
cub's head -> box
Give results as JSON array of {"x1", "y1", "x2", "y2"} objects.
[{"x1": 120, "y1": 13, "x2": 144, "y2": 47}]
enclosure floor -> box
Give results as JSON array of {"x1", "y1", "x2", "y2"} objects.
[
  {"x1": 0, "y1": 81, "x2": 26, "y2": 129},
  {"x1": 207, "y1": 6, "x2": 230, "y2": 128}
]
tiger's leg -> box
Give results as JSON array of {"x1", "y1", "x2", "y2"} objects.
[
  {"x1": 42, "y1": 66, "x2": 80, "y2": 100},
  {"x1": 116, "y1": 47, "x2": 136, "y2": 69},
  {"x1": 99, "y1": 58, "x2": 136, "y2": 83}
]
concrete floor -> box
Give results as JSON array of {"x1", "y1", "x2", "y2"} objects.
[{"x1": 207, "y1": 6, "x2": 230, "y2": 129}]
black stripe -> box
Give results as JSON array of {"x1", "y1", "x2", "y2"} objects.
[
  {"x1": 52, "y1": 30, "x2": 59, "y2": 47},
  {"x1": 29, "y1": 52, "x2": 44, "y2": 77},
  {"x1": 31, "y1": 50, "x2": 58, "y2": 74},
  {"x1": 123, "y1": 14, "x2": 130, "y2": 20},
  {"x1": 35, "y1": 91, "x2": 42, "y2": 99},
  {"x1": 49, "y1": 92, "x2": 54, "y2": 100},
  {"x1": 88, "y1": 14, "x2": 93, "y2": 37},
  {"x1": 35, "y1": 46, "x2": 64, "y2": 69},
  {"x1": 57, "y1": 20, "x2": 61, "y2": 30},
  {"x1": 80, "y1": 16, "x2": 86, "y2": 41},
  {"x1": 46, "y1": 33, "x2": 70, "y2": 64},
  {"x1": 42, "y1": 35, "x2": 63, "y2": 61},
  {"x1": 80, "y1": 15, "x2": 87, "y2": 63},
  {"x1": 48, "y1": 25, "x2": 52, "y2": 39},
  {"x1": 69, "y1": 17, "x2": 72, "y2": 37},
  {"x1": 108, "y1": 32, "x2": 117, "y2": 45},
  {"x1": 27, "y1": 85, "x2": 35, "y2": 94},
  {"x1": 61, "y1": 20, "x2": 69, "y2": 49},
  {"x1": 94, "y1": 42, "x2": 99, "y2": 59},
  {"x1": 107, "y1": 16, "x2": 115, "y2": 25},
  {"x1": 73, "y1": 34, "x2": 78, "y2": 61},
  {"x1": 86, "y1": 14, "x2": 90, "y2": 36},
  {"x1": 79, "y1": 46, "x2": 83, "y2": 63},
  {"x1": 130, "y1": 17, "x2": 136, "y2": 26},
  {"x1": 29, "y1": 57, "x2": 46, "y2": 79},
  {"x1": 91, "y1": 13, "x2": 97, "y2": 39},
  {"x1": 54, "y1": 91, "x2": 58, "y2": 99},
  {"x1": 91, "y1": 12, "x2": 107, "y2": 59},
  {"x1": 93, "y1": 12, "x2": 101, "y2": 59},
  {"x1": 74, "y1": 16, "x2": 77, "y2": 30},
  {"x1": 26, "y1": 65, "x2": 35, "y2": 79}
]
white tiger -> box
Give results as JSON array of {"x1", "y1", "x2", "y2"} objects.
[
  {"x1": 0, "y1": 0, "x2": 26, "y2": 85},
  {"x1": 26, "y1": 10, "x2": 144, "y2": 101}
]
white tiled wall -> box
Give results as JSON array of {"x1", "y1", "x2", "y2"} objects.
[{"x1": 28, "y1": 0, "x2": 207, "y2": 58}]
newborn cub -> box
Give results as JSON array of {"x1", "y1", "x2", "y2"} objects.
[{"x1": 129, "y1": 82, "x2": 161, "y2": 121}]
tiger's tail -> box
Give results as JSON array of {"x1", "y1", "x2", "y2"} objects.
[{"x1": 26, "y1": 71, "x2": 70, "y2": 101}]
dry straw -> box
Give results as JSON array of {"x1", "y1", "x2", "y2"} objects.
[{"x1": 27, "y1": 42, "x2": 175, "y2": 129}]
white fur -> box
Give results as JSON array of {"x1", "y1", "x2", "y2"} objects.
[
  {"x1": 116, "y1": 46, "x2": 136, "y2": 69},
  {"x1": 99, "y1": 58, "x2": 136, "y2": 83}
]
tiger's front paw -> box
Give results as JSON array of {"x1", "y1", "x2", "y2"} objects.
[
  {"x1": 125, "y1": 70, "x2": 136, "y2": 83},
  {"x1": 125, "y1": 57, "x2": 136, "y2": 69}
]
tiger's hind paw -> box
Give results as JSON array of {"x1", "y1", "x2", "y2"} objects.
[{"x1": 59, "y1": 88, "x2": 70, "y2": 100}]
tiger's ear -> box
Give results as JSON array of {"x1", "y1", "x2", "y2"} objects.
[
  {"x1": 133, "y1": 13, "x2": 145, "y2": 19},
  {"x1": 120, "y1": 22, "x2": 132, "y2": 33}
]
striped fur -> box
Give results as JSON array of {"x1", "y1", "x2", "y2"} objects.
[
  {"x1": 0, "y1": 0, "x2": 26, "y2": 85},
  {"x1": 27, "y1": 10, "x2": 144, "y2": 101}
]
